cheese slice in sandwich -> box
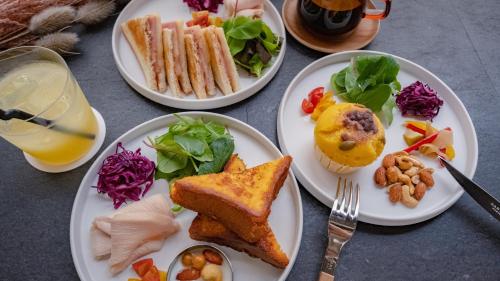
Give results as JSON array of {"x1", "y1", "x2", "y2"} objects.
[
  {"x1": 162, "y1": 21, "x2": 192, "y2": 94},
  {"x1": 121, "y1": 14, "x2": 167, "y2": 93},
  {"x1": 203, "y1": 26, "x2": 240, "y2": 95},
  {"x1": 186, "y1": 25, "x2": 215, "y2": 97}
]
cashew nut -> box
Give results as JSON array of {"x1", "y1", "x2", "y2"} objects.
[
  {"x1": 411, "y1": 175, "x2": 421, "y2": 185},
  {"x1": 201, "y1": 264, "x2": 222, "y2": 281},
  {"x1": 403, "y1": 156, "x2": 424, "y2": 168},
  {"x1": 398, "y1": 174, "x2": 414, "y2": 189},
  {"x1": 396, "y1": 156, "x2": 413, "y2": 170},
  {"x1": 401, "y1": 185, "x2": 419, "y2": 208},
  {"x1": 404, "y1": 166, "x2": 420, "y2": 177},
  {"x1": 393, "y1": 151, "x2": 409, "y2": 156}
]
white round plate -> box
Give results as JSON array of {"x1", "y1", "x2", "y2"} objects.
[
  {"x1": 278, "y1": 50, "x2": 478, "y2": 226},
  {"x1": 112, "y1": 0, "x2": 286, "y2": 110},
  {"x1": 70, "y1": 112, "x2": 303, "y2": 281}
]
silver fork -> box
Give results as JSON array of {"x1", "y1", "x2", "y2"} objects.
[{"x1": 317, "y1": 177, "x2": 360, "y2": 281}]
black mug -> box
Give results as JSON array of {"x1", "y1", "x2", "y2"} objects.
[{"x1": 297, "y1": 0, "x2": 391, "y2": 35}]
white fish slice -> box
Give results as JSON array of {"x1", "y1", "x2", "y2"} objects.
[
  {"x1": 107, "y1": 211, "x2": 180, "y2": 275},
  {"x1": 90, "y1": 225, "x2": 111, "y2": 260}
]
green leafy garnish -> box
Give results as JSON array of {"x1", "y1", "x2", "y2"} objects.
[
  {"x1": 149, "y1": 115, "x2": 235, "y2": 183},
  {"x1": 331, "y1": 55, "x2": 401, "y2": 126},
  {"x1": 223, "y1": 16, "x2": 281, "y2": 77}
]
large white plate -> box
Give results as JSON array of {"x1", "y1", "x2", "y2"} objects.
[
  {"x1": 278, "y1": 50, "x2": 478, "y2": 226},
  {"x1": 112, "y1": 0, "x2": 286, "y2": 109},
  {"x1": 70, "y1": 112, "x2": 302, "y2": 281}
]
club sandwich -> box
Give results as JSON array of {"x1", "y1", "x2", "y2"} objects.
[
  {"x1": 121, "y1": 14, "x2": 167, "y2": 92},
  {"x1": 162, "y1": 21, "x2": 192, "y2": 96}
]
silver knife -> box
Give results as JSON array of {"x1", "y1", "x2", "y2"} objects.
[{"x1": 439, "y1": 156, "x2": 500, "y2": 221}]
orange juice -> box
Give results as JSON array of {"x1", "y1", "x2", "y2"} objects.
[{"x1": 0, "y1": 60, "x2": 97, "y2": 165}]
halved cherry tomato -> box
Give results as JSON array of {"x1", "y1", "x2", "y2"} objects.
[
  {"x1": 301, "y1": 99, "x2": 315, "y2": 114},
  {"x1": 132, "y1": 258, "x2": 153, "y2": 277},
  {"x1": 308, "y1": 87, "x2": 324, "y2": 106},
  {"x1": 142, "y1": 265, "x2": 160, "y2": 281}
]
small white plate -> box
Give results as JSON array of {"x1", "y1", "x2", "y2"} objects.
[
  {"x1": 277, "y1": 50, "x2": 478, "y2": 226},
  {"x1": 112, "y1": 0, "x2": 286, "y2": 109},
  {"x1": 70, "y1": 112, "x2": 303, "y2": 281}
]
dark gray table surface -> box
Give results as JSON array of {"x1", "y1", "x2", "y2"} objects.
[{"x1": 1, "y1": 0, "x2": 499, "y2": 280}]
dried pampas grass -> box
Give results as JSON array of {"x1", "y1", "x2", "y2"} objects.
[
  {"x1": 29, "y1": 6, "x2": 76, "y2": 34},
  {"x1": 35, "y1": 32, "x2": 80, "y2": 55},
  {"x1": 76, "y1": 0, "x2": 116, "y2": 25}
]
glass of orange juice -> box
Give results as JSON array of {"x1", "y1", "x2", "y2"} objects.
[{"x1": 0, "y1": 46, "x2": 105, "y2": 172}]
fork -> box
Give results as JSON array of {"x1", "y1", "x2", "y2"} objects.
[{"x1": 317, "y1": 177, "x2": 360, "y2": 281}]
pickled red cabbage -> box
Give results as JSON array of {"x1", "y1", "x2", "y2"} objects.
[{"x1": 396, "y1": 81, "x2": 443, "y2": 120}]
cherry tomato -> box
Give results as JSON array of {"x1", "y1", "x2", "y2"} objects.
[
  {"x1": 308, "y1": 87, "x2": 324, "y2": 106},
  {"x1": 301, "y1": 99, "x2": 315, "y2": 114}
]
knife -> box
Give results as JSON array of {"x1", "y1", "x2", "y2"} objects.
[{"x1": 439, "y1": 156, "x2": 500, "y2": 221}]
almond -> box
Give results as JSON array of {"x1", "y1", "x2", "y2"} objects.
[
  {"x1": 414, "y1": 182, "x2": 427, "y2": 200},
  {"x1": 386, "y1": 166, "x2": 401, "y2": 184},
  {"x1": 419, "y1": 170, "x2": 434, "y2": 187},
  {"x1": 374, "y1": 167, "x2": 387, "y2": 186},
  {"x1": 382, "y1": 154, "x2": 396, "y2": 168},
  {"x1": 388, "y1": 183, "x2": 402, "y2": 203}
]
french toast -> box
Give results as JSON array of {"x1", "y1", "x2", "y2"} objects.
[
  {"x1": 189, "y1": 214, "x2": 289, "y2": 268},
  {"x1": 189, "y1": 154, "x2": 289, "y2": 268},
  {"x1": 171, "y1": 155, "x2": 292, "y2": 242}
]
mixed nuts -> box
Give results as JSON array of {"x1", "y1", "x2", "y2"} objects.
[{"x1": 374, "y1": 151, "x2": 435, "y2": 208}]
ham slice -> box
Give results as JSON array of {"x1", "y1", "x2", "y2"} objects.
[
  {"x1": 90, "y1": 194, "x2": 180, "y2": 275},
  {"x1": 226, "y1": 0, "x2": 264, "y2": 18}
]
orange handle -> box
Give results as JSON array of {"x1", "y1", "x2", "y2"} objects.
[{"x1": 363, "y1": 0, "x2": 391, "y2": 20}]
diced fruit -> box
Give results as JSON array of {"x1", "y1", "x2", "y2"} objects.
[
  {"x1": 132, "y1": 258, "x2": 154, "y2": 277},
  {"x1": 404, "y1": 131, "x2": 440, "y2": 153},
  {"x1": 142, "y1": 265, "x2": 160, "y2": 281},
  {"x1": 203, "y1": 249, "x2": 223, "y2": 265},
  {"x1": 192, "y1": 254, "x2": 206, "y2": 270},
  {"x1": 445, "y1": 145, "x2": 455, "y2": 160},
  {"x1": 181, "y1": 253, "x2": 193, "y2": 266},
  {"x1": 176, "y1": 268, "x2": 201, "y2": 280},
  {"x1": 311, "y1": 91, "x2": 336, "y2": 120},
  {"x1": 403, "y1": 128, "x2": 424, "y2": 146},
  {"x1": 159, "y1": 271, "x2": 167, "y2": 281}
]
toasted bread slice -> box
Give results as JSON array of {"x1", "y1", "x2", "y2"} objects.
[
  {"x1": 171, "y1": 156, "x2": 292, "y2": 242},
  {"x1": 121, "y1": 14, "x2": 167, "y2": 92},
  {"x1": 189, "y1": 214, "x2": 289, "y2": 268},
  {"x1": 189, "y1": 154, "x2": 289, "y2": 268},
  {"x1": 185, "y1": 26, "x2": 216, "y2": 97},
  {"x1": 213, "y1": 26, "x2": 240, "y2": 92},
  {"x1": 203, "y1": 27, "x2": 233, "y2": 95},
  {"x1": 223, "y1": 154, "x2": 246, "y2": 173},
  {"x1": 162, "y1": 29, "x2": 182, "y2": 96},
  {"x1": 185, "y1": 33, "x2": 207, "y2": 99},
  {"x1": 162, "y1": 21, "x2": 192, "y2": 94}
]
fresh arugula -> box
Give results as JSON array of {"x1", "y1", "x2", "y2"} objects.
[
  {"x1": 331, "y1": 55, "x2": 401, "y2": 126},
  {"x1": 149, "y1": 115, "x2": 234, "y2": 183},
  {"x1": 223, "y1": 16, "x2": 281, "y2": 77}
]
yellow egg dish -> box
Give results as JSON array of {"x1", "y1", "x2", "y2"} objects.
[{"x1": 314, "y1": 103, "x2": 385, "y2": 174}]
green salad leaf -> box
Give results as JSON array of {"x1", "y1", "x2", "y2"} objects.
[
  {"x1": 149, "y1": 115, "x2": 235, "y2": 183},
  {"x1": 331, "y1": 55, "x2": 401, "y2": 126},
  {"x1": 223, "y1": 16, "x2": 281, "y2": 77}
]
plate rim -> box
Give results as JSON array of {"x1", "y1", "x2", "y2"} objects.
[
  {"x1": 282, "y1": 0, "x2": 380, "y2": 54},
  {"x1": 70, "y1": 112, "x2": 304, "y2": 281},
  {"x1": 277, "y1": 50, "x2": 479, "y2": 226},
  {"x1": 111, "y1": 0, "x2": 286, "y2": 110}
]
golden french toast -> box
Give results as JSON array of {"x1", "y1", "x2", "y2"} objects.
[
  {"x1": 188, "y1": 154, "x2": 289, "y2": 268},
  {"x1": 189, "y1": 214, "x2": 289, "y2": 268},
  {"x1": 171, "y1": 155, "x2": 292, "y2": 242}
]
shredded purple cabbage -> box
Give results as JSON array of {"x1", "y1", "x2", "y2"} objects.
[
  {"x1": 183, "y1": 0, "x2": 223, "y2": 12},
  {"x1": 96, "y1": 142, "x2": 155, "y2": 209},
  {"x1": 396, "y1": 81, "x2": 444, "y2": 120}
]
